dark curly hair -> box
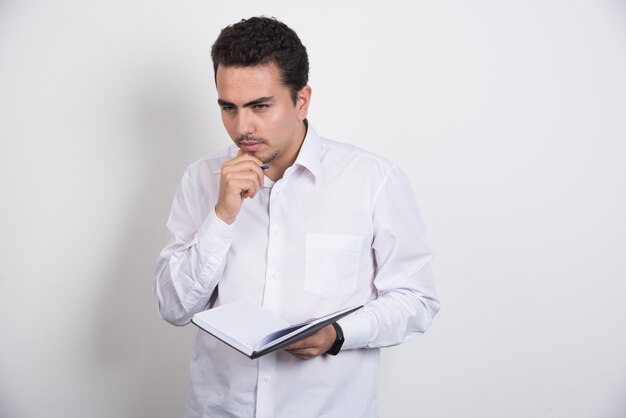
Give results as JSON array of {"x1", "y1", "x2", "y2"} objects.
[{"x1": 211, "y1": 17, "x2": 309, "y2": 104}]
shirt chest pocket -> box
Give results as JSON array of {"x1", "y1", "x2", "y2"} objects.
[{"x1": 304, "y1": 233, "x2": 363, "y2": 297}]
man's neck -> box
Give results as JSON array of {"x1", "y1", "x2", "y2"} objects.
[{"x1": 266, "y1": 120, "x2": 308, "y2": 182}]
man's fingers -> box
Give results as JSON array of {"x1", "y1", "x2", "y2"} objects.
[
  {"x1": 284, "y1": 324, "x2": 336, "y2": 360},
  {"x1": 285, "y1": 342, "x2": 312, "y2": 351},
  {"x1": 287, "y1": 350, "x2": 321, "y2": 360},
  {"x1": 285, "y1": 347, "x2": 322, "y2": 360},
  {"x1": 222, "y1": 171, "x2": 261, "y2": 190},
  {"x1": 222, "y1": 159, "x2": 265, "y2": 186},
  {"x1": 285, "y1": 333, "x2": 324, "y2": 352},
  {"x1": 214, "y1": 152, "x2": 266, "y2": 224},
  {"x1": 285, "y1": 334, "x2": 319, "y2": 351},
  {"x1": 222, "y1": 159, "x2": 263, "y2": 174},
  {"x1": 226, "y1": 150, "x2": 263, "y2": 168}
]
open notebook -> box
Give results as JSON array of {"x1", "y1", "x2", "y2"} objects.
[{"x1": 191, "y1": 299, "x2": 363, "y2": 359}]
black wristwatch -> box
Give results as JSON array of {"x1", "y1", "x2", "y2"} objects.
[{"x1": 327, "y1": 322, "x2": 344, "y2": 356}]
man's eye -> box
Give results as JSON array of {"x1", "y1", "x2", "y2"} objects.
[
  {"x1": 254, "y1": 104, "x2": 269, "y2": 110},
  {"x1": 221, "y1": 106, "x2": 235, "y2": 113}
]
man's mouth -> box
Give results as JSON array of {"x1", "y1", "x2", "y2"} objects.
[
  {"x1": 240, "y1": 142, "x2": 263, "y2": 152},
  {"x1": 237, "y1": 136, "x2": 266, "y2": 153}
]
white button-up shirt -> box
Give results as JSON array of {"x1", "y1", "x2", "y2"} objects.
[{"x1": 154, "y1": 124, "x2": 439, "y2": 418}]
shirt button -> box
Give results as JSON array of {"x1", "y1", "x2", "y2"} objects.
[
  {"x1": 223, "y1": 238, "x2": 231, "y2": 244},
  {"x1": 264, "y1": 375, "x2": 271, "y2": 383},
  {"x1": 272, "y1": 229, "x2": 280, "y2": 236},
  {"x1": 272, "y1": 272, "x2": 278, "y2": 280}
]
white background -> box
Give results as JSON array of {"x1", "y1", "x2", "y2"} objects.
[{"x1": 1, "y1": 1, "x2": 625, "y2": 417}]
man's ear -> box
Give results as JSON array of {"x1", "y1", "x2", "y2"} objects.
[{"x1": 296, "y1": 86, "x2": 312, "y2": 121}]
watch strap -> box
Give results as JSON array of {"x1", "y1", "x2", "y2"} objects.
[{"x1": 327, "y1": 322, "x2": 344, "y2": 356}]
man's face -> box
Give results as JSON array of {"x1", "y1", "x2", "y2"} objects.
[{"x1": 216, "y1": 63, "x2": 310, "y2": 168}]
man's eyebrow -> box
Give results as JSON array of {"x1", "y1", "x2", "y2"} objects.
[
  {"x1": 243, "y1": 96, "x2": 274, "y2": 107},
  {"x1": 217, "y1": 96, "x2": 274, "y2": 108},
  {"x1": 217, "y1": 99, "x2": 235, "y2": 107}
]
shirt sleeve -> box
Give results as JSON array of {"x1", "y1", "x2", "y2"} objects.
[
  {"x1": 153, "y1": 168, "x2": 232, "y2": 326},
  {"x1": 337, "y1": 166, "x2": 440, "y2": 349}
]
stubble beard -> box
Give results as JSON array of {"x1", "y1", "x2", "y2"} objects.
[
  {"x1": 260, "y1": 150, "x2": 279, "y2": 164},
  {"x1": 236, "y1": 135, "x2": 278, "y2": 164}
]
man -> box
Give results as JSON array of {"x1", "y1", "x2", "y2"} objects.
[{"x1": 154, "y1": 16, "x2": 439, "y2": 418}]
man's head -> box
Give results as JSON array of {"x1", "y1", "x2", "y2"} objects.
[
  {"x1": 211, "y1": 17, "x2": 312, "y2": 176},
  {"x1": 211, "y1": 16, "x2": 309, "y2": 104}
]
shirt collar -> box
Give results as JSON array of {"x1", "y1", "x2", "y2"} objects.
[
  {"x1": 226, "y1": 120, "x2": 322, "y2": 182},
  {"x1": 292, "y1": 120, "x2": 322, "y2": 182}
]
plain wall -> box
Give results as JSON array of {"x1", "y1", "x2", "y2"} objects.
[{"x1": 1, "y1": 1, "x2": 625, "y2": 417}]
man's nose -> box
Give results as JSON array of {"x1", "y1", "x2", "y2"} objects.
[{"x1": 235, "y1": 111, "x2": 254, "y2": 137}]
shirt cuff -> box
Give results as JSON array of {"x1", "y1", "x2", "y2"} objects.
[
  {"x1": 337, "y1": 309, "x2": 378, "y2": 350},
  {"x1": 195, "y1": 207, "x2": 234, "y2": 260}
]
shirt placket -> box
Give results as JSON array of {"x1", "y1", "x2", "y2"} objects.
[{"x1": 255, "y1": 180, "x2": 285, "y2": 418}]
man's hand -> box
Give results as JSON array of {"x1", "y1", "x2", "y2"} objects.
[
  {"x1": 284, "y1": 324, "x2": 336, "y2": 360},
  {"x1": 215, "y1": 150, "x2": 265, "y2": 224}
]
